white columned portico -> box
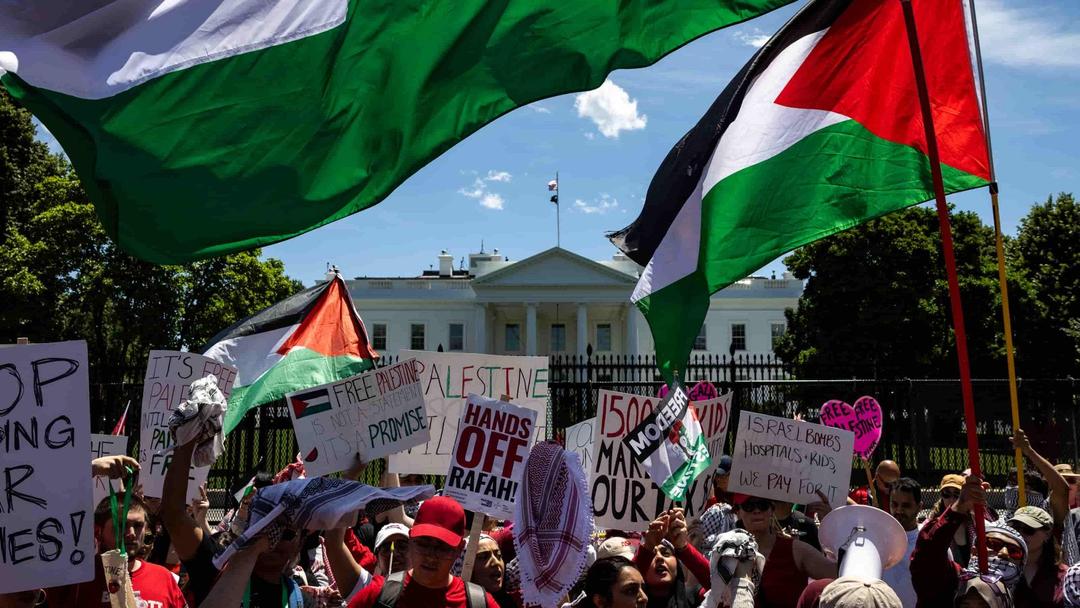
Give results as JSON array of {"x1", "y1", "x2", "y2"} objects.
[
  {"x1": 526, "y1": 302, "x2": 538, "y2": 356},
  {"x1": 626, "y1": 304, "x2": 639, "y2": 356},
  {"x1": 577, "y1": 303, "x2": 588, "y2": 356},
  {"x1": 474, "y1": 304, "x2": 487, "y2": 354}
]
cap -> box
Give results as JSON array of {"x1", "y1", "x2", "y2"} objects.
[
  {"x1": 411, "y1": 496, "x2": 465, "y2": 547},
  {"x1": 596, "y1": 536, "x2": 639, "y2": 561},
  {"x1": 1055, "y1": 463, "x2": 1080, "y2": 479},
  {"x1": 732, "y1": 493, "x2": 752, "y2": 506},
  {"x1": 819, "y1": 577, "x2": 902, "y2": 608},
  {"x1": 1009, "y1": 506, "x2": 1053, "y2": 530},
  {"x1": 375, "y1": 523, "x2": 410, "y2": 552},
  {"x1": 716, "y1": 455, "x2": 733, "y2": 476},
  {"x1": 940, "y1": 474, "x2": 965, "y2": 491}
]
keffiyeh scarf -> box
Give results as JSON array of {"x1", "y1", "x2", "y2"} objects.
[
  {"x1": 963, "y1": 523, "x2": 1028, "y2": 591},
  {"x1": 514, "y1": 441, "x2": 592, "y2": 608},
  {"x1": 168, "y1": 374, "x2": 227, "y2": 467},
  {"x1": 1065, "y1": 563, "x2": 1080, "y2": 607}
]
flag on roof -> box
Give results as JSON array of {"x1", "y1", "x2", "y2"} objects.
[
  {"x1": 0, "y1": 0, "x2": 795, "y2": 264},
  {"x1": 203, "y1": 275, "x2": 378, "y2": 434},
  {"x1": 609, "y1": 0, "x2": 990, "y2": 380}
]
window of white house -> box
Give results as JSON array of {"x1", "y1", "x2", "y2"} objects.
[
  {"x1": 505, "y1": 324, "x2": 521, "y2": 351},
  {"x1": 731, "y1": 323, "x2": 746, "y2": 351},
  {"x1": 372, "y1": 324, "x2": 387, "y2": 351},
  {"x1": 771, "y1": 322, "x2": 786, "y2": 349},
  {"x1": 551, "y1": 324, "x2": 566, "y2": 352},
  {"x1": 449, "y1": 323, "x2": 464, "y2": 351},
  {"x1": 693, "y1": 325, "x2": 707, "y2": 350},
  {"x1": 596, "y1": 324, "x2": 612, "y2": 352},
  {"x1": 410, "y1": 324, "x2": 425, "y2": 350}
]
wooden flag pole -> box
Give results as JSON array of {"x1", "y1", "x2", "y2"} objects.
[
  {"x1": 899, "y1": 0, "x2": 988, "y2": 573},
  {"x1": 965, "y1": 0, "x2": 1026, "y2": 507},
  {"x1": 460, "y1": 393, "x2": 513, "y2": 583},
  {"x1": 863, "y1": 460, "x2": 879, "y2": 508}
]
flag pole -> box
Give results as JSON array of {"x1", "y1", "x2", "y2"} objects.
[
  {"x1": 556, "y1": 171, "x2": 561, "y2": 248},
  {"x1": 966, "y1": 0, "x2": 1026, "y2": 507},
  {"x1": 899, "y1": 0, "x2": 988, "y2": 573}
]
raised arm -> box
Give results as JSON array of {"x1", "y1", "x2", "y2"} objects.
[
  {"x1": 161, "y1": 440, "x2": 204, "y2": 560},
  {"x1": 201, "y1": 537, "x2": 269, "y2": 607},
  {"x1": 792, "y1": 538, "x2": 838, "y2": 581},
  {"x1": 1012, "y1": 428, "x2": 1069, "y2": 528},
  {"x1": 323, "y1": 527, "x2": 367, "y2": 600},
  {"x1": 667, "y1": 509, "x2": 712, "y2": 589},
  {"x1": 911, "y1": 476, "x2": 982, "y2": 604}
]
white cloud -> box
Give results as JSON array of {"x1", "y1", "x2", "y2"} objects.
[
  {"x1": 584, "y1": 132, "x2": 595, "y2": 141},
  {"x1": 485, "y1": 170, "x2": 512, "y2": 183},
  {"x1": 976, "y1": 0, "x2": 1080, "y2": 68},
  {"x1": 529, "y1": 104, "x2": 552, "y2": 114},
  {"x1": 480, "y1": 193, "x2": 504, "y2": 210},
  {"x1": 457, "y1": 181, "x2": 486, "y2": 199},
  {"x1": 574, "y1": 80, "x2": 647, "y2": 138},
  {"x1": 732, "y1": 28, "x2": 770, "y2": 48},
  {"x1": 573, "y1": 194, "x2": 619, "y2": 215},
  {"x1": 458, "y1": 170, "x2": 512, "y2": 210}
]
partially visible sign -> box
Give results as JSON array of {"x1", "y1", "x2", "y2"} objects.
[
  {"x1": 564, "y1": 417, "x2": 596, "y2": 479},
  {"x1": 819, "y1": 396, "x2": 883, "y2": 460},
  {"x1": 728, "y1": 411, "x2": 854, "y2": 507},
  {"x1": 444, "y1": 394, "x2": 537, "y2": 520},
  {"x1": 90, "y1": 434, "x2": 129, "y2": 508},
  {"x1": 0, "y1": 341, "x2": 95, "y2": 592},
  {"x1": 286, "y1": 359, "x2": 429, "y2": 477}
]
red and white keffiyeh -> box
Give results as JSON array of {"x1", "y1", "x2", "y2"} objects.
[{"x1": 514, "y1": 441, "x2": 592, "y2": 608}]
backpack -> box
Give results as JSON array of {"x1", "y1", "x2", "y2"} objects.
[{"x1": 374, "y1": 571, "x2": 487, "y2": 608}]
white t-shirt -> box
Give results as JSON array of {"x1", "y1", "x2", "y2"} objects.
[{"x1": 881, "y1": 527, "x2": 920, "y2": 608}]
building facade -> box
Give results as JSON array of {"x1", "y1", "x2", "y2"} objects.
[{"x1": 346, "y1": 247, "x2": 803, "y2": 358}]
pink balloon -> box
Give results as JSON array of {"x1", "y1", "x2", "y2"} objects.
[{"x1": 818, "y1": 396, "x2": 884, "y2": 460}]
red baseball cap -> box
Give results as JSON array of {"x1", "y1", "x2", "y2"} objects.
[
  {"x1": 732, "y1": 493, "x2": 752, "y2": 506},
  {"x1": 411, "y1": 496, "x2": 465, "y2": 547}
]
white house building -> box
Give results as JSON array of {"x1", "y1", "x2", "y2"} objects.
[{"x1": 346, "y1": 247, "x2": 803, "y2": 358}]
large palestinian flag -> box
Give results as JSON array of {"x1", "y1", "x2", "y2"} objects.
[
  {"x1": 0, "y1": 0, "x2": 793, "y2": 264},
  {"x1": 203, "y1": 275, "x2": 378, "y2": 434},
  {"x1": 609, "y1": 0, "x2": 990, "y2": 379}
]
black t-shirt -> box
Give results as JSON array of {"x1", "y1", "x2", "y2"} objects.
[
  {"x1": 180, "y1": 534, "x2": 291, "y2": 608},
  {"x1": 779, "y1": 510, "x2": 820, "y2": 550}
]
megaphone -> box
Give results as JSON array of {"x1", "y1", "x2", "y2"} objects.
[{"x1": 818, "y1": 505, "x2": 907, "y2": 581}]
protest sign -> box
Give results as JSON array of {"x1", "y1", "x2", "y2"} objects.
[
  {"x1": 564, "y1": 417, "x2": 596, "y2": 479},
  {"x1": 728, "y1": 410, "x2": 854, "y2": 508},
  {"x1": 444, "y1": 394, "x2": 538, "y2": 520},
  {"x1": 388, "y1": 351, "x2": 548, "y2": 475},
  {"x1": 286, "y1": 359, "x2": 429, "y2": 477},
  {"x1": 819, "y1": 396, "x2": 884, "y2": 460},
  {"x1": 0, "y1": 341, "x2": 94, "y2": 592},
  {"x1": 590, "y1": 389, "x2": 731, "y2": 530},
  {"x1": 90, "y1": 434, "x2": 129, "y2": 507},
  {"x1": 139, "y1": 350, "x2": 237, "y2": 500},
  {"x1": 622, "y1": 383, "x2": 711, "y2": 501}
]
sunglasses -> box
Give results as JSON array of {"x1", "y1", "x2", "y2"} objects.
[
  {"x1": 1011, "y1": 522, "x2": 1046, "y2": 537},
  {"x1": 985, "y1": 537, "x2": 1024, "y2": 561},
  {"x1": 941, "y1": 490, "x2": 961, "y2": 500},
  {"x1": 737, "y1": 499, "x2": 773, "y2": 513}
]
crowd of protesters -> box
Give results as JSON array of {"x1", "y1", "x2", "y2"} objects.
[{"x1": 6, "y1": 427, "x2": 1080, "y2": 608}]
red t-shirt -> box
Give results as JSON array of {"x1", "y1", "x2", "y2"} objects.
[
  {"x1": 47, "y1": 559, "x2": 188, "y2": 608},
  {"x1": 348, "y1": 572, "x2": 499, "y2": 608}
]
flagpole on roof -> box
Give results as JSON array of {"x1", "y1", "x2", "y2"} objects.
[
  {"x1": 900, "y1": 0, "x2": 989, "y2": 573},
  {"x1": 966, "y1": 0, "x2": 1027, "y2": 507},
  {"x1": 556, "y1": 171, "x2": 561, "y2": 248}
]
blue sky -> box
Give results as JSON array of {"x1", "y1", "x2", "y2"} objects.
[{"x1": 33, "y1": 0, "x2": 1080, "y2": 286}]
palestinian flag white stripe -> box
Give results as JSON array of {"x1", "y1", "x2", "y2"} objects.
[{"x1": 203, "y1": 324, "x2": 298, "y2": 387}]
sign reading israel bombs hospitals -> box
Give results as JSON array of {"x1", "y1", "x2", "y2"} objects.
[
  {"x1": 727, "y1": 411, "x2": 854, "y2": 508},
  {"x1": 444, "y1": 394, "x2": 538, "y2": 519},
  {"x1": 388, "y1": 351, "x2": 548, "y2": 475},
  {"x1": 591, "y1": 389, "x2": 731, "y2": 530},
  {"x1": 0, "y1": 341, "x2": 94, "y2": 593},
  {"x1": 286, "y1": 359, "x2": 429, "y2": 477}
]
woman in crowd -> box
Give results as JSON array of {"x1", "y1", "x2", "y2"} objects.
[
  {"x1": 582, "y1": 556, "x2": 648, "y2": 608},
  {"x1": 470, "y1": 535, "x2": 516, "y2": 608},
  {"x1": 634, "y1": 508, "x2": 711, "y2": 608}
]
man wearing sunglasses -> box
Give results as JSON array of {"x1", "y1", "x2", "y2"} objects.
[{"x1": 849, "y1": 460, "x2": 901, "y2": 515}]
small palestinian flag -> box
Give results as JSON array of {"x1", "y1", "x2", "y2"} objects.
[
  {"x1": 621, "y1": 384, "x2": 710, "y2": 500},
  {"x1": 204, "y1": 275, "x2": 378, "y2": 434},
  {"x1": 609, "y1": 0, "x2": 990, "y2": 379},
  {"x1": 290, "y1": 388, "x2": 333, "y2": 420}
]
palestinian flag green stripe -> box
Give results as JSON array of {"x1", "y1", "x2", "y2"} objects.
[{"x1": 659, "y1": 437, "x2": 712, "y2": 500}]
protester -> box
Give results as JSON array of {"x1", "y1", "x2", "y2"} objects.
[
  {"x1": 578, "y1": 556, "x2": 648, "y2": 608},
  {"x1": 1058, "y1": 463, "x2": 1080, "y2": 566},
  {"x1": 700, "y1": 529, "x2": 761, "y2": 608},
  {"x1": 1012, "y1": 428, "x2": 1070, "y2": 530},
  {"x1": 882, "y1": 478, "x2": 922, "y2": 608},
  {"x1": 634, "y1": 508, "x2": 711, "y2": 608},
  {"x1": 850, "y1": 460, "x2": 901, "y2": 513},
  {"x1": 707, "y1": 456, "x2": 734, "y2": 508},
  {"x1": 818, "y1": 577, "x2": 903, "y2": 608},
  {"x1": 928, "y1": 473, "x2": 997, "y2": 567},
  {"x1": 1009, "y1": 505, "x2": 1066, "y2": 605},
  {"x1": 773, "y1": 501, "x2": 822, "y2": 551},
  {"x1": 733, "y1": 494, "x2": 837, "y2": 607},
  {"x1": 471, "y1": 535, "x2": 516, "y2": 608}
]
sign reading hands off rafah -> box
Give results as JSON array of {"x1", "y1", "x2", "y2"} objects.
[
  {"x1": 388, "y1": 351, "x2": 548, "y2": 475},
  {"x1": 0, "y1": 341, "x2": 94, "y2": 593}
]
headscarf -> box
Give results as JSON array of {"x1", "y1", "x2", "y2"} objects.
[
  {"x1": 956, "y1": 572, "x2": 1013, "y2": 608},
  {"x1": 963, "y1": 523, "x2": 1028, "y2": 591}
]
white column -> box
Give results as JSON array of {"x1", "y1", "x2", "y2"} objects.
[
  {"x1": 626, "y1": 305, "x2": 639, "y2": 355},
  {"x1": 474, "y1": 304, "x2": 487, "y2": 354},
  {"x1": 577, "y1": 303, "x2": 588, "y2": 356},
  {"x1": 526, "y1": 303, "x2": 538, "y2": 356}
]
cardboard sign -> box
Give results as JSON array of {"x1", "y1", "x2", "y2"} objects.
[
  {"x1": 728, "y1": 411, "x2": 854, "y2": 507},
  {"x1": 286, "y1": 359, "x2": 429, "y2": 477},
  {"x1": 819, "y1": 396, "x2": 883, "y2": 460},
  {"x1": 139, "y1": 350, "x2": 237, "y2": 500},
  {"x1": 564, "y1": 417, "x2": 596, "y2": 479},
  {"x1": 444, "y1": 394, "x2": 538, "y2": 519},
  {"x1": 90, "y1": 434, "x2": 129, "y2": 508},
  {"x1": 0, "y1": 341, "x2": 95, "y2": 592},
  {"x1": 590, "y1": 389, "x2": 731, "y2": 529},
  {"x1": 387, "y1": 351, "x2": 549, "y2": 475}
]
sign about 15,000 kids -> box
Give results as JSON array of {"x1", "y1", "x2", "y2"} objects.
[
  {"x1": 444, "y1": 394, "x2": 538, "y2": 520},
  {"x1": 590, "y1": 388, "x2": 731, "y2": 530},
  {"x1": 0, "y1": 341, "x2": 94, "y2": 593},
  {"x1": 139, "y1": 350, "x2": 237, "y2": 500},
  {"x1": 388, "y1": 351, "x2": 548, "y2": 475},
  {"x1": 286, "y1": 358, "x2": 429, "y2": 477},
  {"x1": 727, "y1": 410, "x2": 854, "y2": 508}
]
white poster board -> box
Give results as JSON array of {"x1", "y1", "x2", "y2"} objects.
[
  {"x1": 444, "y1": 394, "x2": 538, "y2": 520},
  {"x1": 139, "y1": 350, "x2": 237, "y2": 500},
  {"x1": 387, "y1": 351, "x2": 548, "y2": 475},
  {"x1": 564, "y1": 417, "x2": 596, "y2": 481},
  {"x1": 286, "y1": 359, "x2": 429, "y2": 477},
  {"x1": 90, "y1": 434, "x2": 129, "y2": 508},
  {"x1": 727, "y1": 410, "x2": 854, "y2": 507},
  {"x1": 589, "y1": 389, "x2": 731, "y2": 529},
  {"x1": 0, "y1": 341, "x2": 94, "y2": 592}
]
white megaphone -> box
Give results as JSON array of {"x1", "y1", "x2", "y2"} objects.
[{"x1": 818, "y1": 505, "x2": 907, "y2": 581}]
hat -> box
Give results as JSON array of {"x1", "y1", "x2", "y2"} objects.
[
  {"x1": 1009, "y1": 506, "x2": 1053, "y2": 530},
  {"x1": 411, "y1": 495, "x2": 465, "y2": 547},
  {"x1": 819, "y1": 577, "x2": 902, "y2": 608},
  {"x1": 375, "y1": 523, "x2": 411, "y2": 552},
  {"x1": 1056, "y1": 463, "x2": 1080, "y2": 479},
  {"x1": 940, "y1": 474, "x2": 965, "y2": 491},
  {"x1": 957, "y1": 573, "x2": 1012, "y2": 608},
  {"x1": 716, "y1": 455, "x2": 733, "y2": 476},
  {"x1": 596, "y1": 536, "x2": 639, "y2": 561}
]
